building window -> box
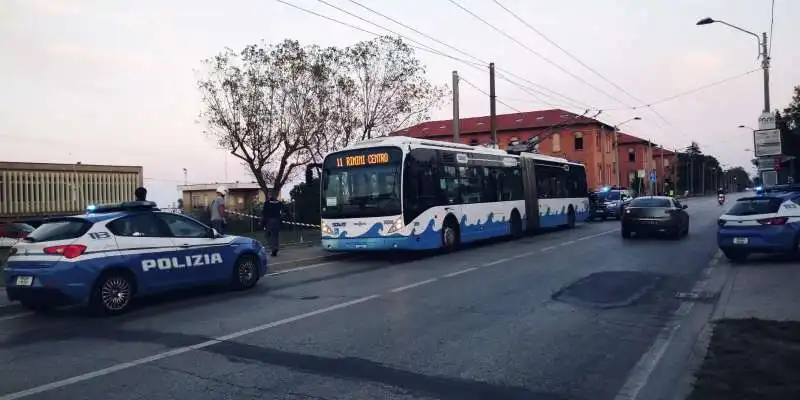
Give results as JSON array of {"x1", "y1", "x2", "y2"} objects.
[
  {"x1": 664, "y1": 158, "x2": 670, "y2": 167},
  {"x1": 552, "y1": 133, "x2": 561, "y2": 152},
  {"x1": 607, "y1": 136, "x2": 612, "y2": 153},
  {"x1": 596, "y1": 133, "x2": 601, "y2": 152},
  {"x1": 628, "y1": 148, "x2": 635, "y2": 162},
  {"x1": 574, "y1": 132, "x2": 584, "y2": 151}
]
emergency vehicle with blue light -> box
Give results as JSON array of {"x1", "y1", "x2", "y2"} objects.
[
  {"x1": 2, "y1": 201, "x2": 269, "y2": 315},
  {"x1": 717, "y1": 190, "x2": 800, "y2": 262}
]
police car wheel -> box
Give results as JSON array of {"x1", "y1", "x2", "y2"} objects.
[
  {"x1": 90, "y1": 273, "x2": 133, "y2": 315},
  {"x1": 232, "y1": 255, "x2": 259, "y2": 290}
]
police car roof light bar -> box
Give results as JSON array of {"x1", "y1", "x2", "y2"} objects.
[{"x1": 87, "y1": 201, "x2": 158, "y2": 214}]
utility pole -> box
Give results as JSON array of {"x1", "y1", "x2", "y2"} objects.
[
  {"x1": 647, "y1": 140, "x2": 653, "y2": 195},
  {"x1": 761, "y1": 32, "x2": 770, "y2": 113},
  {"x1": 701, "y1": 160, "x2": 706, "y2": 195},
  {"x1": 489, "y1": 62, "x2": 497, "y2": 147},
  {"x1": 452, "y1": 71, "x2": 460, "y2": 143},
  {"x1": 183, "y1": 168, "x2": 188, "y2": 185},
  {"x1": 690, "y1": 154, "x2": 694, "y2": 196},
  {"x1": 613, "y1": 127, "x2": 620, "y2": 186},
  {"x1": 599, "y1": 124, "x2": 606, "y2": 185}
]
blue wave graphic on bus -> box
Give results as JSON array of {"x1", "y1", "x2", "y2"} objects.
[{"x1": 323, "y1": 203, "x2": 587, "y2": 251}]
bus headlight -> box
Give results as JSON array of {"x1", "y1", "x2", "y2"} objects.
[
  {"x1": 321, "y1": 222, "x2": 334, "y2": 236},
  {"x1": 386, "y1": 217, "x2": 404, "y2": 234}
]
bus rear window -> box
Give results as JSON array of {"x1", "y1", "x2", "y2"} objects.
[
  {"x1": 25, "y1": 219, "x2": 92, "y2": 243},
  {"x1": 727, "y1": 198, "x2": 783, "y2": 216}
]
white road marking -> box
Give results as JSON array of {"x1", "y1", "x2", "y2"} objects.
[
  {"x1": 613, "y1": 322, "x2": 683, "y2": 400},
  {"x1": 0, "y1": 312, "x2": 33, "y2": 322},
  {"x1": 483, "y1": 258, "x2": 511, "y2": 267},
  {"x1": 389, "y1": 279, "x2": 438, "y2": 293},
  {"x1": 562, "y1": 240, "x2": 576, "y2": 246},
  {"x1": 614, "y1": 249, "x2": 724, "y2": 400},
  {"x1": 540, "y1": 245, "x2": 557, "y2": 252},
  {"x1": 267, "y1": 261, "x2": 335, "y2": 276},
  {"x1": 443, "y1": 267, "x2": 479, "y2": 278},
  {"x1": 0, "y1": 294, "x2": 381, "y2": 400}
]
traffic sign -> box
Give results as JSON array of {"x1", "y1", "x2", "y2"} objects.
[{"x1": 649, "y1": 171, "x2": 656, "y2": 182}]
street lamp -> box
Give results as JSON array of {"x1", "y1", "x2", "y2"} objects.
[
  {"x1": 696, "y1": 17, "x2": 770, "y2": 113},
  {"x1": 612, "y1": 117, "x2": 642, "y2": 186},
  {"x1": 738, "y1": 125, "x2": 755, "y2": 130}
]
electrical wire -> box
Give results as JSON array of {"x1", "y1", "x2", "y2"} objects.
[
  {"x1": 491, "y1": 0, "x2": 647, "y2": 107},
  {"x1": 317, "y1": 0, "x2": 589, "y2": 111},
  {"x1": 458, "y1": 76, "x2": 523, "y2": 113},
  {"x1": 645, "y1": 68, "x2": 761, "y2": 108},
  {"x1": 446, "y1": 0, "x2": 630, "y2": 108},
  {"x1": 344, "y1": 0, "x2": 590, "y2": 111},
  {"x1": 768, "y1": 0, "x2": 775, "y2": 58}
]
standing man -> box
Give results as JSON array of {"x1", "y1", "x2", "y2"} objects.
[
  {"x1": 134, "y1": 187, "x2": 147, "y2": 201},
  {"x1": 210, "y1": 186, "x2": 227, "y2": 234},
  {"x1": 261, "y1": 189, "x2": 281, "y2": 257}
]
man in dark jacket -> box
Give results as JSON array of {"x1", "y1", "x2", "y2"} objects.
[
  {"x1": 261, "y1": 190, "x2": 281, "y2": 257},
  {"x1": 134, "y1": 187, "x2": 147, "y2": 201}
]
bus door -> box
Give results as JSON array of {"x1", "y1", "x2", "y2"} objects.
[{"x1": 520, "y1": 156, "x2": 540, "y2": 231}]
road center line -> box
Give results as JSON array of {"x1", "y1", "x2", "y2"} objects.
[
  {"x1": 0, "y1": 294, "x2": 381, "y2": 400},
  {"x1": 267, "y1": 261, "x2": 335, "y2": 276},
  {"x1": 389, "y1": 279, "x2": 437, "y2": 293},
  {"x1": 443, "y1": 267, "x2": 479, "y2": 278},
  {"x1": 483, "y1": 258, "x2": 511, "y2": 267}
]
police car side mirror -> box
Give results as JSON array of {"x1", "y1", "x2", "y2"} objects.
[{"x1": 210, "y1": 228, "x2": 222, "y2": 238}]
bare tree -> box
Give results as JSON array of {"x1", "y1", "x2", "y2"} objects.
[
  {"x1": 197, "y1": 36, "x2": 446, "y2": 194},
  {"x1": 198, "y1": 40, "x2": 340, "y2": 194},
  {"x1": 344, "y1": 36, "x2": 448, "y2": 140}
]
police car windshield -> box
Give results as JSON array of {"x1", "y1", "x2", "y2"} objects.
[
  {"x1": 597, "y1": 191, "x2": 621, "y2": 201},
  {"x1": 321, "y1": 165, "x2": 401, "y2": 219}
]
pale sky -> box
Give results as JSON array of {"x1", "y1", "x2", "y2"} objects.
[{"x1": 2, "y1": 0, "x2": 798, "y2": 206}]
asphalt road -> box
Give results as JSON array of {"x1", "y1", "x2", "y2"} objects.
[{"x1": 0, "y1": 196, "x2": 729, "y2": 400}]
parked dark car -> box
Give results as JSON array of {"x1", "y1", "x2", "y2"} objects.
[
  {"x1": 589, "y1": 188, "x2": 634, "y2": 220},
  {"x1": 621, "y1": 196, "x2": 689, "y2": 239}
]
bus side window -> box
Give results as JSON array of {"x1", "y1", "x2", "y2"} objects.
[{"x1": 403, "y1": 149, "x2": 439, "y2": 223}]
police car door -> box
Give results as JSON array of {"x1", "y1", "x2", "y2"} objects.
[
  {"x1": 106, "y1": 213, "x2": 183, "y2": 291},
  {"x1": 155, "y1": 212, "x2": 231, "y2": 284}
]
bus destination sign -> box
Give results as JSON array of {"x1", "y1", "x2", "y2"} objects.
[{"x1": 335, "y1": 152, "x2": 391, "y2": 168}]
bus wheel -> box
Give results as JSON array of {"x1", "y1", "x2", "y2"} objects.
[
  {"x1": 567, "y1": 208, "x2": 576, "y2": 229},
  {"x1": 510, "y1": 211, "x2": 523, "y2": 238},
  {"x1": 441, "y1": 220, "x2": 460, "y2": 252}
]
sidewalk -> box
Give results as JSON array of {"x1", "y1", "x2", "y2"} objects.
[{"x1": 686, "y1": 256, "x2": 800, "y2": 399}]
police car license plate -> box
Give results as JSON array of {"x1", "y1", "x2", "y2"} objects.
[
  {"x1": 15, "y1": 276, "x2": 33, "y2": 286},
  {"x1": 733, "y1": 237, "x2": 749, "y2": 245}
]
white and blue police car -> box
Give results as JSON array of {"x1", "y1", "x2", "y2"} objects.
[
  {"x1": 717, "y1": 191, "x2": 800, "y2": 263},
  {"x1": 3, "y1": 201, "x2": 268, "y2": 315}
]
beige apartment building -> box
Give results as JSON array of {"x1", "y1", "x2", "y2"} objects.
[{"x1": 0, "y1": 161, "x2": 143, "y2": 221}]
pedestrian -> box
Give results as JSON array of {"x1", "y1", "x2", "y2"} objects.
[
  {"x1": 210, "y1": 186, "x2": 227, "y2": 235},
  {"x1": 261, "y1": 189, "x2": 281, "y2": 257},
  {"x1": 134, "y1": 187, "x2": 147, "y2": 201}
]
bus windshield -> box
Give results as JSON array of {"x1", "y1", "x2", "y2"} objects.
[{"x1": 321, "y1": 147, "x2": 402, "y2": 219}]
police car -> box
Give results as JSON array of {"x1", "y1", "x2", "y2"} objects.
[
  {"x1": 3, "y1": 201, "x2": 269, "y2": 315},
  {"x1": 717, "y1": 192, "x2": 800, "y2": 263}
]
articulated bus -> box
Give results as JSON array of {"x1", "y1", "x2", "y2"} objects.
[{"x1": 319, "y1": 136, "x2": 589, "y2": 251}]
